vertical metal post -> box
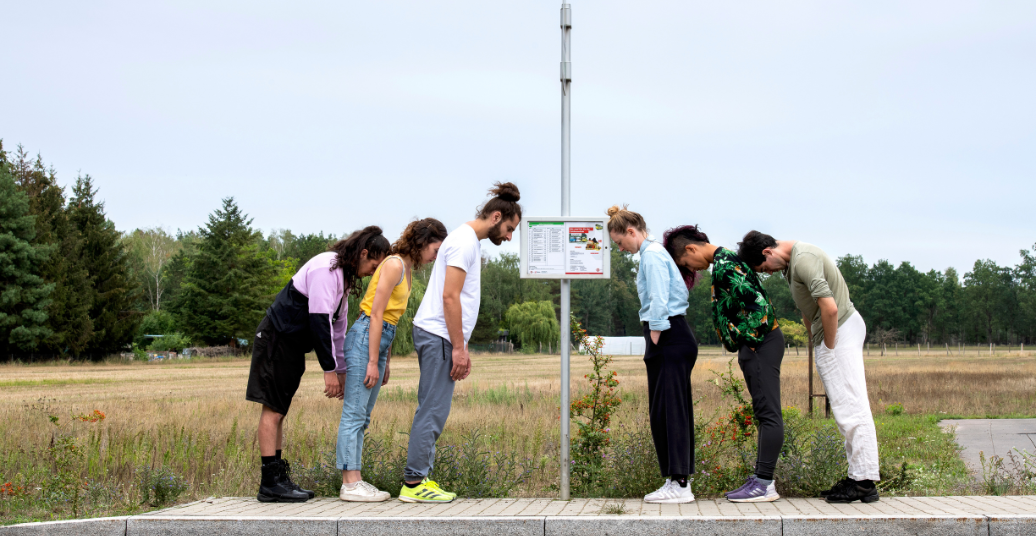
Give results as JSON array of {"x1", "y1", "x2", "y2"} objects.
[
  {"x1": 808, "y1": 342, "x2": 814, "y2": 416},
  {"x1": 559, "y1": 2, "x2": 572, "y2": 501},
  {"x1": 808, "y1": 341, "x2": 830, "y2": 418}
]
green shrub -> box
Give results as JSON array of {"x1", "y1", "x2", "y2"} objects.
[
  {"x1": 147, "y1": 332, "x2": 191, "y2": 352},
  {"x1": 885, "y1": 403, "x2": 905, "y2": 416},
  {"x1": 137, "y1": 465, "x2": 188, "y2": 506},
  {"x1": 775, "y1": 415, "x2": 848, "y2": 497}
]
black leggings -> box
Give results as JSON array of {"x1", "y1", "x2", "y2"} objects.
[
  {"x1": 737, "y1": 328, "x2": 785, "y2": 480},
  {"x1": 643, "y1": 317, "x2": 698, "y2": 478}
]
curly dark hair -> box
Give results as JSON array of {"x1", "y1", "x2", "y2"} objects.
[
  {"x1": 737, "y1": 230, "x2": 777, "y2": 269},
  {"x1": 392, "y1": 218, "x2": 448, "y2": 268},
  {"x1": 330, "y1": 226, "x2": 391, "y2": 296},
  {"x1": 662, "y1": 224, "x2": 710, "y2": 289},
  {"x1": 476, "y1": 182, "x2": 522, "y2": 222}
]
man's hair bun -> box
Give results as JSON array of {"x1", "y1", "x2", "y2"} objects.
[
  {"x1": 477, "y1": 182, "x2": 523, "y2": 220},
  {"x1": 490, "y1": 182, "x2": 521, "y2": 202}
]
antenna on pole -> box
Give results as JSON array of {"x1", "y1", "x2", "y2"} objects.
[{"x1": 559, "y1": 1, "x2": 572, "y2": 501}]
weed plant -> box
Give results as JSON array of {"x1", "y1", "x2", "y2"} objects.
[{"x1": 980, "y1": 450, "x2": 1036, "y2": 495}]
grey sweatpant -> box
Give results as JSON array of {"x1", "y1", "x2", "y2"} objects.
[{"x1": 404, "y1": 326, "x2": 456, "y2": 481}]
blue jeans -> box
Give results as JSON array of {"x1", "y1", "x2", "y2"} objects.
[{"x1": 336, "y1": 313, "x2": 395, "y2": 471}]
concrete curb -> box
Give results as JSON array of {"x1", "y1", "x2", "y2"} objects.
[
  {"x1": 3, "y1": 512, "x2": 1035, "y2": 535},
  {"x1": 544, "y1": 515, "x2": 782, "y2": 536},
  {"x1": 0, "y1": 517, "x2": 129, "y2": 536},
  {"x1": 129, "y1": 516, "x2": 338, "y2": 536},
  {"x1": 781, "y1": 515, "x2": 988, "y2": 536},
  {"x1": 341, "y1": 516, "x2": 543, "y2": 536},
  {"x1": 987, "y1": 515, "x2": 1036, "y2": 536}
]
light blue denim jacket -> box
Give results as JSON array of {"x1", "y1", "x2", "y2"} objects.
[{"x1": 637, "y1": 236, "x2": 689, "y2": 331}]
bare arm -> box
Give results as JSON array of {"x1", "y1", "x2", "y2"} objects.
[
  {"x1": 817, "y1": 297, "x2": 838, "y2": 349},
  {"x1": 443, "y1": 266, "x2": 470, "y2": 381},
  {"x1": 364, "y1": 259, "x2": 403, "y2": 388}
]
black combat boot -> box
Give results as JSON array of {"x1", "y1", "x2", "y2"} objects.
[
  {"x1": 280, "y1": 460, "x2": 314, "y2": 499},
  {"x1": 257, "y1": 461, "x2": 309, "y2": 502},
  {"x1": 826, "y1": 479, "x2": 880, "y2": 503},
  {"x1": 819, "y1": 477, "x2": 853, "y2": 497}
]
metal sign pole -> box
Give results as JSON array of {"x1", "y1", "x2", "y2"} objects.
[{"x1": 559, "y1": 2, "x2": 572, "y2": 501}]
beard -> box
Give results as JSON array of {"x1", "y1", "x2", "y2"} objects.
[{"x1": 487, "y1": 221, "x2": 507, "y2": 245}]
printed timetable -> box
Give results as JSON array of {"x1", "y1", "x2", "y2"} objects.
[{"x1": 520, "y1": 218, "x2": 610, "y2": 279}]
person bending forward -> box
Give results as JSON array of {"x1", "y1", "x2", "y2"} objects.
[
  {"x1": 739, "y1": 231, "x2": 881, "y2": 504},
  {"x1": 398, "y1": 182, "x2": 522, "y2": 503},
  {"x1": 336, "y1": 218, "x2": 447, "y2": 502},
  {"x1": 246, "y1": 227, "x2": 389, "y2": 503},
  {"x1": 607, "y1": 205, "x2": 696, "y2": 504},
  {"x1": 664, "y1": 225, "x2": 784, "y2": 503}
]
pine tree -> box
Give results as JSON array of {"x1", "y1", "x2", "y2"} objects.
[
  {"x1": 178, "y1": 198, "x2": 278, "y2": 346},
  {"x1": 68, "y1": 175, "x2": 140, "y2": 357},
  {"x1": 12, "y1": 147, "x2": 93, "y2": 356},
  {"x1": 0, "y1": 141, "x2": 55, "y2": 357}
]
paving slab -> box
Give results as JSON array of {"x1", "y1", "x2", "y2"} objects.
[{"x1": 940, "y1": 419, "x2": 1036, "y2": 475}]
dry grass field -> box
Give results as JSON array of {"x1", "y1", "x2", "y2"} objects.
[{"x1": 1, "y1": 346, "x2": 1034, "y2": 522}]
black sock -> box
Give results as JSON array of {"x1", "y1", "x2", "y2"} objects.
[
  {"x1": 672, "y1": 474, "x2": 688, "y2": 488},
  {"x1": 275, "y1": 450, "x2": 282, "y2": 460},
  {"x1": 261, "y1": 455, "x2": 276, "y2": 467},
  {"x1": 404, "y1": 481, "x2": 420, "y2": 488},
  {"x1": 854, "y1": 479, "x2": 875, "y2": 489}
]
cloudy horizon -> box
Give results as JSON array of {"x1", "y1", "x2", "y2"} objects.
[{"x1": 3, "y1": 0, "x2": 1034, "y2": 275}]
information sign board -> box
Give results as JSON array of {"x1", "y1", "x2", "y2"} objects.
[{"x1": 519, "y1": 217, "x2": 611, "y2": 279}]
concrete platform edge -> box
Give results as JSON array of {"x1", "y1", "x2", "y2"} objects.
[{"x1": 3, "y1": 511, "x2": 1035, "y2": 536}]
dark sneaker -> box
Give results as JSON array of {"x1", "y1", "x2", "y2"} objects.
[
  {"x1": 820, "y1": 477, "x2": 853, "y2": 497},
  {"x1": 826, "y1": 481, "x2": 879, "y2": 503},
  {"x1": 257, "y1": 461, "x2": 309, "y2": 503},
  {"x1": 280, "y1": 460, "x2": 315, "y2": 499}
]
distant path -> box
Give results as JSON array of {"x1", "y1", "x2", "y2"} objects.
[
  {"x1": 940, "y1": 419, "x2": 1036, "y2": 475},
  {"x1": 5, "y1": 496, "x2": 1036, "y2": 535}
]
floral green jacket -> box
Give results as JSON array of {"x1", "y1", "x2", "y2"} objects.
[{"x1": 711, "y1": 247, "x2": 779, "y2": 352}]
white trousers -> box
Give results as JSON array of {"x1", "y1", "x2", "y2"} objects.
[{"x1": 814, "y1": 311, "x2": 881, "y2": 481}]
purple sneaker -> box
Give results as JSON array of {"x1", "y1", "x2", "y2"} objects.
[
  {"x1": 727, "y1": 478, "x2": 779, "y2": 503},
  {"x1": 724, "y1": 476, "x2": 756, "y2": 498}
]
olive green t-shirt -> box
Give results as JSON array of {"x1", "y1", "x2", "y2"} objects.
[{"x1": 783, "y1": 242, "x2": 856, "y2": 347}]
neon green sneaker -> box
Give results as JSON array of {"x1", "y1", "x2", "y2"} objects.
[
  {"x1": 423, "y1": 478, "x2": 457, "y2": 499},
  {"x1": 398, "y1": 480, "x2": 455, "y2": 503}
]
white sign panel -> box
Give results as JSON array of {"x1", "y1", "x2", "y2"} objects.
[{"x1": 520, "y1": 217, "x2": 611, "y2": 279}]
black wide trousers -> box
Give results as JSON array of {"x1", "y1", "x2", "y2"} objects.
[{"x1": 642, "y1": 316, "x2": 698, "y2": 478}]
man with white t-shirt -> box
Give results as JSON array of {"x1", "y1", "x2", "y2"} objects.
[{"x1": 397, "y1": 182, "x2": 523, "y2": 503}]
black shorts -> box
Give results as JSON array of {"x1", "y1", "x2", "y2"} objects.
[{"x1": 245, "y1": 315, "x2": 312, "y2": 415}]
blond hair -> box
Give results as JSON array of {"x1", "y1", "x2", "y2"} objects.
[{"x1": 605, "y1": 204, "x2": 647, "y2": 235}]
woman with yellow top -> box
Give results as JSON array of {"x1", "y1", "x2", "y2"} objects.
[{"x1": 336, "y1": 218, "x2": 448, "y2": 502}]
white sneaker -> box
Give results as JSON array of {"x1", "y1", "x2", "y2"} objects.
[
  {"x1": 339, "y1": 480, "x2": 390, "y2": 502},
  {"x1": 644, "y1": 478, "x2": 695, "y2": 504}
]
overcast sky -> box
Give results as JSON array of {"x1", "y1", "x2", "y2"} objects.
[{"x1": 3, "y1": 1, "x2": 1034, "y2": 275}]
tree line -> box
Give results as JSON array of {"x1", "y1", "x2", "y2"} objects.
[{"x1": 2, "y1": 140, "x2": 1033, "y2": 361}]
